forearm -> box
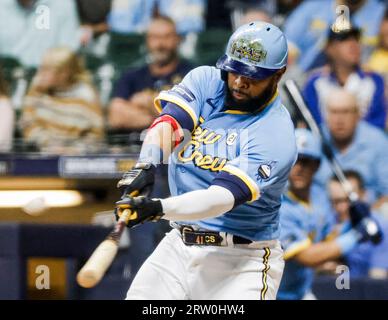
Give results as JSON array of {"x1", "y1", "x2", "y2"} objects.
[
  {"x1": 137, "y1": 114, "x2": 182, "y2": 165},
  {"x1": 89, "y1": 22, "x2": 109, "y2": 34},
  {"x1": 160, "y1": 185, "x2": 235, "y2": 221},
  {"x1": 372, "y1": 195, "x2": 388, "y2": 211},
  {"x1": 294, "y1": 241, "x2": 342, "y2": 267},
  {"x1": 294, "y1": 229, "x2": 362, "y2": 267},
  {"x1": 108, "y1": 99, "x2": 154, "y2": 130}
]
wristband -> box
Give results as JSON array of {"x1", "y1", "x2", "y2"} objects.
[
  {"x1": 150, "y1": 115, "x2": 182, "y2": 147},
  {"x1": 335, "y1": 229, "x2": 362, "y2": 254}
]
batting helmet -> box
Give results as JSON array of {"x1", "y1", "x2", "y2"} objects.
[
  {"x1": 216, "y1": 21, "x2": 288, "y2": 80},
  {"x1": 295, "y1": 128, "x2": 322, "y2": 161}
]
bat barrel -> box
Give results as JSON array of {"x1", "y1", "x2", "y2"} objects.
[{"x1": 76, "y1": 209, "x2": 131, "y2": 288}]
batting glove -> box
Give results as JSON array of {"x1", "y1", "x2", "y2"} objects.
[
  {"x1": 115, "y1": 196, "x2": 164, "y2": 228},
  {"x1": 117, "y1": 163, "x2": 155, "y2": 198},
  {"x1": 349, "y1": 201, "x2": 371, "y2": 227},
  {"x1": 354, "y1": 215, "x2": 384, "y2": 245}
]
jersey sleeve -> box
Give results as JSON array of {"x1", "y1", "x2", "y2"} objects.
[
  {"x1": 279, "y1": 205, "x2": 312, "y2": 260},
  {"x1": 212, "y1": 129, "x2": 297, "y2": 207},
  {"x1": 154, "y1": 66, "x2": 213, "y2": 132}
]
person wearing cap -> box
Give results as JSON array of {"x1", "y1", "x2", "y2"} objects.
[
  {"x1": 313, "y1": 88, "x2": 388, "y2": 210},
  {"x1": 303, "y1": 26, "x2": 386, "y2": 130},
  {"x1": 113, "y1": 21, "x2": 298, "y2": 300},
  {"x1": 284, "y1": 0, "x2": 385, "y2": 72},
  {"x1": 277, "y1": 128, "x2": 380, "y2": 300}
]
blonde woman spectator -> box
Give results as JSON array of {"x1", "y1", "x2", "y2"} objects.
[
  {"x1": 20, "y1": 47, "x2": 104, "y2": 154},
  {"x1": 0, "y1": 66, "x2": 14, "y2": 152}
]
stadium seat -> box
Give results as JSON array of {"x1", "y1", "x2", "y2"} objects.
[
  {"x1": 107, "y1": 32, "x2": 146, "y2": 73},
  {"x1": 192, "y1": 28, "x2": 231, "y2": 66},
  {"x1": 0, "y1": 56, "x2": 21, "y2": 84}
]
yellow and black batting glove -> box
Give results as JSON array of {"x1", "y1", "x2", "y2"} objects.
[
  {"x1": 117, "y1": 163, "x2": 156, "y2": 198},
  {"x1": 114, "y1": 196, "x2": 164, "y2": 229}
]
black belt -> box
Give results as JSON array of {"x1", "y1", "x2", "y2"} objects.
[{"x1": 178, "y1": 225, "x2": 252, "y2": 246}]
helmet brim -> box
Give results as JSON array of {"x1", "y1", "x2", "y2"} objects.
[{"x1": 216, "y1": 55, "x2": 280, "y2": 80}]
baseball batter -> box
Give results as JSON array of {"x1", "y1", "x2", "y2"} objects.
[{"x1": 115, "y1": 21, "x2": 297, "y2": 300}]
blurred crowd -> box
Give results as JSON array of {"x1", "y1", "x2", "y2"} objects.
[{"x1": 1, "y1": 0, "x2": 388, "y2": 296}]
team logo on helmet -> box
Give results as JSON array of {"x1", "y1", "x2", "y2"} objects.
[{"x1": 230, "y1": 38, "x2": 267, "y2": 64}]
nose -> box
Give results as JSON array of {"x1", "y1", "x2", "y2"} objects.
[{"x1": 234, "y1": 75, "x2": 249, "y2": 89}]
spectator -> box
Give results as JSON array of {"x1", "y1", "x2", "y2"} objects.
[
  {"x1": 367, "y1": 8, "x2": 388, "y2": 75},
  {"x1": 284, "y1": 0, "x2": 385, "y2": 71},
  {"x1": 0, "y1": 66, "x2": 14, "y2": 152},
  {"x1": 108, "y1": 16, "x2": 192, "y2": 132},
  {"x1": 304, "y1": 27, "x2": 386, "y2": 130},
  {"x1": 238, "y1": 7, "x2": 272, "y2": 27},
  {"x1": 327, "y1": 171, "x2": 374, "y2": 277},
  {"x1": 227, "y1": 1, "x2": 275, "y2": 30},
  {"x1": 0, "y1": 0, "x2": 80, "y2": 68},
  {"x1": 278, "y1": 129, "x2": 377, "y2": 300},
  {"x1": 108, "y1": 0, "x2": 205, "y2": 35},
  {"x1": 76, "y1": 0, "x2": 112, "y2": 46},
  {"x1": 313, "y1": 89, "x2": 388, "y2": 210},
  {"x1": 367, "y1": 8, "x2": 388, "y2": 110},
  {"x1": 20, "y1": 47, "x2": 104, "y2": 153}
]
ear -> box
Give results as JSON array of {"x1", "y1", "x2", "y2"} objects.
[
  {"x1": 221, "y1": 70, "x2": 228, "y2": 81},
  {"x1": 274, "y1": 67, "x2": 287, "y2": 82},
  {"x1": 325, "y1": 43, "x2": 335, "y2": 58}
]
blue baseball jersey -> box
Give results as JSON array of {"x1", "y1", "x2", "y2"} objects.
[
  {"x1": 277, "y1": 185, "x2": 334, "y2": 300},
  {"x1": 154, "y1": 66, "x2": 297, "y2": 241}
]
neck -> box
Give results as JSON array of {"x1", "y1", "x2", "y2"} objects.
[
  {"x1": 332, "y1": 135, "x2": 354, "y2": 153},
  {"x1": 149, "y1": 59, "x2": 179, "y2": 77},
  {"x1": 332, "y1": 63, "x2": 355, "y2": 86},
  {"x1": 289, "y1": 188, "x2": 310, "y2": 204}
]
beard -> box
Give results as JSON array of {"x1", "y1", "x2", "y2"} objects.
[
  {"x1": 148, "y1": 49, "x2": 177, "y2": 67},
  {"x1": 223, "y1": 81, "x2": 277, "y2": 113}
]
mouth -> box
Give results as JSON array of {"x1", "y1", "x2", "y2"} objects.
[{"x1": 232, "y1": 90, "x2": 248, "y2": 100}]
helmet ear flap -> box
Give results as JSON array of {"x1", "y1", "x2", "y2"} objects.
[{"x1": 221, "y1": 70, "x2": 228, "y2": 81}]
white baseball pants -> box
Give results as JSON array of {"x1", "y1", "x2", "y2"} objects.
[{"x1": 126, "y1": 229, "x2": 284, "y2": 300}]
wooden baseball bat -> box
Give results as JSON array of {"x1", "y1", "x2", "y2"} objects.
[
  {"x1": 76, "y1": 208, "x2": 132, "y2": 288},
  {"x1": 76, "y1": 189, "x2": 141, "y2": 288}
]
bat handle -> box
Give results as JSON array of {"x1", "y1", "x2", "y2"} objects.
[
  {"x1": 118, "y1": 208, "x2": 132, "y2": 223},
  {"x1": 108, "y1": 209, "x2": 132, "y2": 243}
]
